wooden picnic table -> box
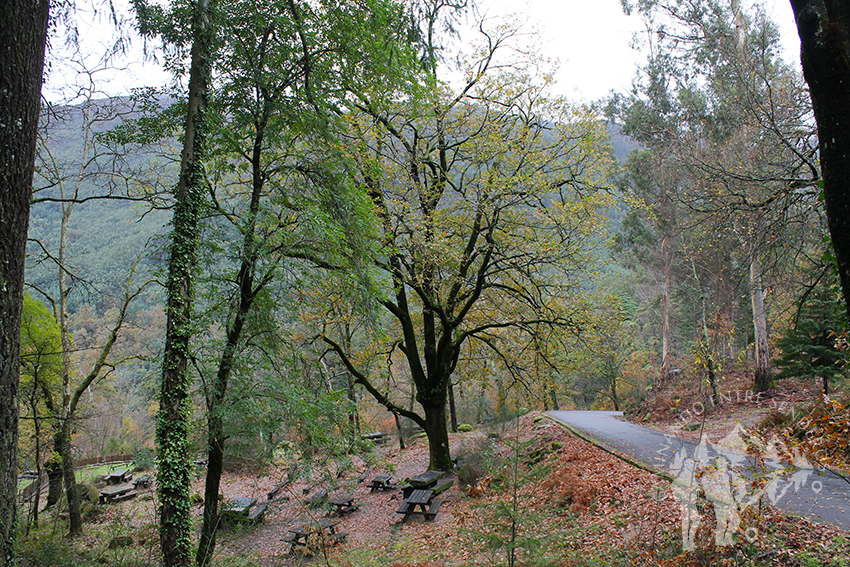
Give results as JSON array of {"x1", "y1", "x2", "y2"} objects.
[
  {"x1": 328, "y1": 494, "x2": 358, "y2": 516},
  {"x1": 105, "y1": 469, "x2": 132, "y2": 485},
  {"x1": 406, "y1": 489, "x2": 433, "y2": 510},
  {"x1": 220, "y1": 496, "x2": 267, "y2": 526},
  {"x1": 397, "y1": 477, "x2": 453, "y2": 522},
  {"x1": 99, "y1": 484, "x2": 133, "y2": 504},
  {"x1": 396, "y1": 488, "x2": 437, "y2": 522},
  {"x1": 408, "y1": 470, "x2": 444, "y2": 489},
  {"x1": 403, "y1": 470, "x2": 446, "y2": 499},
  {"x1": 367, "y1": 475, "x2": 396, "y2": 492},
  {"x1": 360, "y1": 432, "x2": 387, "y2": 444},
  {"x1": 224, "y1": 497, "x2": 256, "y2": 514},
  {"x1": 284, "y1": 518, "x2": 345, "y2": 551}
]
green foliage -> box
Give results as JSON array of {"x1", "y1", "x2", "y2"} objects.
[
  {"x1": 775, "y1": 279, "x2": 848, "y2": 393},
  {"x1": 15, "y1": 536, "x2": 81, "y2": 567},
  {"x1": 133, "y1": 448, "x2": 156, "y2": 471},
  {"x1": 19, "y1": 294, "x2": 62, "y2": 384},
  {"x1": 560, "y1": 293, "x2": 652, "y2": 411},
  {"x1": 18, "y1": 294, "x2": 63, "y2": 470},
  {"x1": 467, "y1": 428, "x2": 559, "y2": 567}
]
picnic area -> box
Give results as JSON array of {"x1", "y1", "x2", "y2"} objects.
[{"x1": 18, "y1": 413, "x2": 850, "y2": 566}]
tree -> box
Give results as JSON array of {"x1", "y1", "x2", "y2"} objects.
[
  {"x1": 29, "y1": 261, "x2": 150, "y2": 536},
  {"x1": 18, "y1": 294, "x2": 62, "y2": 531},
  {"x1": 790, "y1": 0, "x2": 850, "y2": 322},
  {"x1": 0, "y1": 0, "x2": 50, "y2": 561},
  {"x1": 133, "y1": 0, "x2": 216, "y2": 562},
  {"x1": 323, "y1": 10, "x2": 614, "y2": 470},
  {"x1": 189, "y1": 0, "x2": 416, "y2": 562},
  {"x1": 616, "y1": 0, "x2": 821, "y2": 393},
  {"x1": 775, "y1": 272, "x2": 848, "y2": 394},
  {"x1": 567, "y1": 295, "x2": 649, "y2": 412},
  {"x1": 613, "y1": 144, "x2": 683, "y2": 384},
  {"x1": 28, "y1": 60, "x2": 159, "y2": 534}
]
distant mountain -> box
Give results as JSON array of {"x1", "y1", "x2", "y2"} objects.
[
  {"x1": 27, "y1": 96, "x2": 173, "y2": 315},
  {"x1": 606, "y1": 122, "x2": 641, "y2": 163}
]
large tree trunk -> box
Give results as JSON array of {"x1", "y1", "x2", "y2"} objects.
[
  {"x1": 750, "y1": 257, "x2": 772, "y2": 393},
  {"x1": 0, "y1": 0, "x2": 50, "y2": 561},
  {"x1": 422, "y1": 400, "x2": 453, "y2": 471},
  {"x1": 158, "y1": 1, "x2": 213, "y2": 564},
  {"x1": 790, "y1": 0, "x2": 850, "y2": 320},
  {"x1": 45, "y1": 457, "x2": 63, "y2": 508}
]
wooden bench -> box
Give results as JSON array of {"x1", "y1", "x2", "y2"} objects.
[
  {"x1": 267, "y1": 482, "x2": 289, "y2": 501},
  {"x1": 132, "y1": 476, "x2": 152, "y2": 489},
  {"x1": 424, "y1": 479, "x2": 452, "y2": 520},
  {"x1": 361, "y1": 432, "x2": 387, "y2": 444},
  {"x1": 431, "y1": 478, "x2": 453, "y2": 496},
  {"x1": 99, "y1": 484, "x2": 133, "y2": 504},
  {"x1": 424, "y1": 498, "x2": 443, "y2": 520}
]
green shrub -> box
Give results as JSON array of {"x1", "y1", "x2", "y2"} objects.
[
  {"x1": 16, "y1": 536, "x2": 81, "y2": 567},
  {"x1": 132, "y1": 448, "x2": 155, "y2": 471},
  {"x1": 457, "y1": 423, "x2": 474, "y2": 432}
]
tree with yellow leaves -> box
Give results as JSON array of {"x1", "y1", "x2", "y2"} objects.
[{"x1": 320, "y1": 4, "x2": 615, "y2": 470}]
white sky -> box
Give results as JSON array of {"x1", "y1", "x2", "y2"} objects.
[
  {"x1": 44, "y1": 0, "x2": 802, "y2": 104},
  {"x1": 472, "y1": 0, "x2": 801, "y2": 103}
]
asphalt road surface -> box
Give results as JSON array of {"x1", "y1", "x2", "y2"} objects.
[{"x1": 547, "y1": 410, "x2": 850, "y2": 531}]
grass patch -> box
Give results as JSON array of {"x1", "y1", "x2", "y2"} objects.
[{"x1": 76, "y1": 463, "x2": 132, "y2": 484}]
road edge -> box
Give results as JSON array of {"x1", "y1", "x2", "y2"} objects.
[{"x1": 543, "y1": 412, "x2": 674, "y2": 483}]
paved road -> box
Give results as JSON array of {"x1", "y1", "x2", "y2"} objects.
[{"x1": 547, "y1": 410, "x2": 850, "y2": 531}]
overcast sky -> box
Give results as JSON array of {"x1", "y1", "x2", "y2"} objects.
[
  {"x1": 473, "y1": 0, "x2": 802, "y2": 103},
  {"x1": 44, "y1": 0, "x2": 802, "y2": 104}
]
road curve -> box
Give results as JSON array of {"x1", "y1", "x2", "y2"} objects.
[{"x1": 547, "y1": 410, "x2": 850, "y2": 531}]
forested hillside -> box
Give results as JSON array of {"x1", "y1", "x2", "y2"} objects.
[{"x1": 12, "y1": 0, "x2": 849, "y2": 564}]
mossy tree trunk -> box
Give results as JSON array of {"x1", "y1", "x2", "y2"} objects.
[{"x1": 155, "y1": 0, "x2": 214, "y2": 564}]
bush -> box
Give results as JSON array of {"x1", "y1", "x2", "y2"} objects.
[
  {"x1": 16, "y1": 536, "x2": 80, "y2": 567},
  {"x1": 132, "y1": 448, "x2": 155, "y2": 471},
  {"x1": 457, "y1": 423, "x2": 474, "y2": 432},
  {"x1": 455, "y1": 436, "x2": 498, "y2": 488}
]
